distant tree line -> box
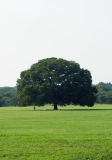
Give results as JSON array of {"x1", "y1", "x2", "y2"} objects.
[
  {"x1": 0, "y1": 82, "x2": 112, "y2": 107},
  {"x1": 0, "y1": 87, "x2": 19, "y2": 107},
  {"x1": 95, "y1": 82, "x2": 112, "y2": 104}
]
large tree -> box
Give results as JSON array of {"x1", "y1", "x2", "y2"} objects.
[{"x1": 17, "y1": 58, "x2": 97, "y2": 110}]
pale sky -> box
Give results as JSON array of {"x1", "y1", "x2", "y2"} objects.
[{"x1": 0, "y1": 0, "x2": 112, "y2": 87}]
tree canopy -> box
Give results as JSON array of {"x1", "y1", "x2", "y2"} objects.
[
  {"x1": 95, "y1": 82, "x2": 112, "y2": 104},
  {"x1": 17, "y1": 57, "x2": 97, "y2": 110},
  {"x1": 0, "y1": 87, "x2": 18, "y2": 107}
]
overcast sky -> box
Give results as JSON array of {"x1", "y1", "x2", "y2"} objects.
[{"x1": 0, "y1": 0, "x2": 112, "y2": 87}]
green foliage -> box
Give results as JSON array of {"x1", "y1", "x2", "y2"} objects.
[
  {"x1": 0, "y1": 87, "x2": 19, "y2": 106},
  {"x1": 106, "y1": 91, "x2": 112, "y2": 103},
  {"x1": 0, "y1": 94, "x2": 2, "y2": 107},
  {"x1": 95, "y1": 82, "x2": 112, "y2": 104},
  {"x1": 17, "y1": 57, "x2": 97, "y2": 109},
  {"x1": 0, "y1": 104, "x2": 112, "y2": 159}
]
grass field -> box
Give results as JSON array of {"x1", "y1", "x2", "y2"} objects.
[{"x1": 0, "y1": 104, "x2": 112, "y2": 160}]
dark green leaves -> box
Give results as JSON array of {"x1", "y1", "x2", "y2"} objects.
[{"x1": 17, "y1": 57, "x2": 97, "y2": 108}]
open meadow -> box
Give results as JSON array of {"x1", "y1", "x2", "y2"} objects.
[{"x1": 0, "y1": 104, "x2": 112, "y2": 160}]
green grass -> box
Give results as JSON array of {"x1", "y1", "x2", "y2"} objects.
[{"x1": 0, "y1": 104, "x2": 112, "y2": 159}]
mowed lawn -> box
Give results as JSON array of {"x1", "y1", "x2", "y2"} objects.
[{"x1": 0, "y1": 104, "x2": 112, "y2": 160}]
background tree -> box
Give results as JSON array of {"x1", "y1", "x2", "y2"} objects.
[
  {"x1": 98, "y1": 94, "x2": 107, "y2": 104},
  {"x1": 0, "y1": 87, "x2": 18, "y2": 106},
  {"x1": 0, "y1": 94, "x2": 2, "y2": 107},
  {"x1": 106, "y1": 91, "x2": 112, "y2": 104},
  {"x1": 95, "y1": 82, "x2": 112, "y2": 104},
  {"x1": 17, "y1": 57, "x2": 97, "y2": 110}
]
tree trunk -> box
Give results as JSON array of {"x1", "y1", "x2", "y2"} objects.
[{"x1": 54, "y1": 104, "x2": 58, "y2": 110}]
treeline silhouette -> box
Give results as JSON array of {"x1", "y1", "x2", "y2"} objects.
[
  {"x1": 0, "y1": 82, "x2": 112, "y2": 106},
  {"x1": 95, "y1": 82, "x2": 112, "y2": 104},
  {"x1": 0, "y1": 87, "x2": 18, "y2": 107}
]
